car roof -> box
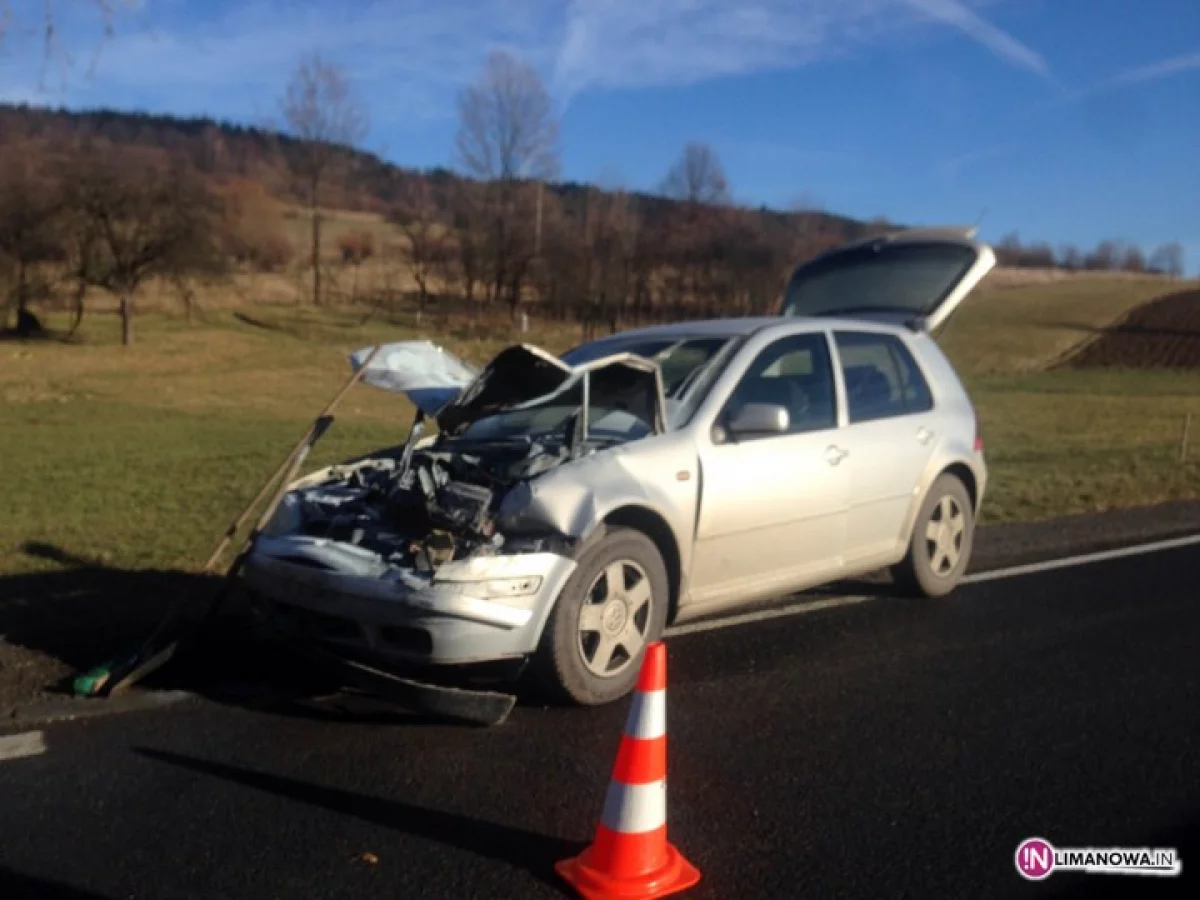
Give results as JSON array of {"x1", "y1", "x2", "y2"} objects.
[{"x1": 570, "y1": 314, "x2": 913, "y2": 351}]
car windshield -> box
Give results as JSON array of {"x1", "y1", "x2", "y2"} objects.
[
  {"x1": 454, "y1": 335, "x2": 735, "y2": 444},
  {"x1": 561, "y1": 336, "x2": 732, "y2": 397}
]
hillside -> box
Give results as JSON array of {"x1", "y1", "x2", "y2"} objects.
[{"x1": 0, "y1": 103, "x2": 871, "y2": 240}]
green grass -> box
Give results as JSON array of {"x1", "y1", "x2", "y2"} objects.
[
  {"x1": 4, "y1": 278, "x2": 1200, "y2": 582},
  {"x1": 939, "y1": 278, "x2": 1176, "y2": 376}
]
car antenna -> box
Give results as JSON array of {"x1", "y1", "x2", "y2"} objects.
[{"x1": 968, "y1": 207, "x2": 988, "y2": 240}]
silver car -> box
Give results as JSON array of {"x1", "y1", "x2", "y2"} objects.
[{"x1": 242, "y1": 230, "x2": 994, "y2": 705}]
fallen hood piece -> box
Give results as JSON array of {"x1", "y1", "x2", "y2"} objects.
[
  {"x1": 350, "y1": 341, "x2": 478, "y2": 416},
  {"x1": 350, "y1": 341, "x2": 574, "y2": 434}
]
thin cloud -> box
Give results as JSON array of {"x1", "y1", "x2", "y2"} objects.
[
  {"x1": 901, "y1": 0, "x2": 1051, "y2": 79},
  {"x1": 1105, "y1": 49, "x2": 1200, "y2": 87},
  {"x1": 937, "y1": 141, "x2": 1022, "y2": 181},
  {"x1": 3, "y1": 1, "x2": 1053, "y2": 124},
  {"x1": 553, "y1": 0, "x2": 1052, "y2": 103}
]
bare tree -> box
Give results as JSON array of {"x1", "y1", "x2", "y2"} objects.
[
  {"x1": 1120, "y1": 244, "x2": 1146, "y2": 273},
  {"x1": 445, "y1": 183, "x2": 482, "y2": 315},
  {"x1": 1150, "y1": 242, "x2": 1185, "y2": 278},
  {"x1": 391, "y1": 179, "x2": 451, "y2": 320},
  {"x1": 279, "y1": 51, "x2": 368, "y2": 306},
  {"x1": 996, "y1": 232, "x2": 1023, "y2": 267},
  {"x1": 453, "y1": 51, "x2": 560, "y2": 320},
  {"x1": 337, "y1": 230, "x2": 374, "y2": 304},
  {"x1": 0, "y1": 147, "x2": 65, "y2": 333},
  {"x1": 1057, "y1": 244, "x2": 1082, "y2": 271},
  {"x1": 661, "y1": 142, "x2": 731, "y2": 207},
  {"x1": 1085, "y1": 239, "x2": 1120, "y2": 271},
  {"x1": 0, "y1": 0, "x2": 134, "y2": 86},
  {"x1": 59, "y1": 145, "x2": 226, "y2": 345},
  {"x1": 454, "y1": 50, "x2": 560, "y2": 181}
]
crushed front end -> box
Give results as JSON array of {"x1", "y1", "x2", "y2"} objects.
[
  {"x1": 240, "y1": 441, "x2": 581, "y2": 676},
  {"x1": 239, "y1": 339, "x2": 669, "y2": 682}
]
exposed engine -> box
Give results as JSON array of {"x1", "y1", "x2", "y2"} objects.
[{"x1": 276, "y1": 438, "x2": 574, "y2": 572}]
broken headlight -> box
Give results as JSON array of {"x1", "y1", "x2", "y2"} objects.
[{"x1": 431, "y1": 573, "x2": 544, "y2": 599}]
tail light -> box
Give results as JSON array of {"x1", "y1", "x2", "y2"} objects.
[{"x1": 973, "y1": 415, "x2": 984, "y2": 453}]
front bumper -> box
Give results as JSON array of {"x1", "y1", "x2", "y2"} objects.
[{"x1": 240, "y1": 536, "x2": 578, "y2": 669}]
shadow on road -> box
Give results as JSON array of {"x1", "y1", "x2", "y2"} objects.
[
  {"x1": 135, "y1": 747, "x2": 580, "y2": 895},
  {"x1": 0, "y1": 542, "x2": 507, "y2": 725},
  {"x1": 0, "y1": 867, "x2": 113, "y2": 900}
]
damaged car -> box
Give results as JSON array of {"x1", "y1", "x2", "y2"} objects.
[{"x1": 241, "y1": 229, "x2": 995, "y2": 706}]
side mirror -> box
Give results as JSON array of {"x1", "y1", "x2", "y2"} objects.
[{"x1": 726, "y1": 402, "x2": 790, "y2": 439}]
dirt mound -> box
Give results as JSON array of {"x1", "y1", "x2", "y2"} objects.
[{"x1": 1062, "y1": 288, "x2": 1200, "y2": 369}]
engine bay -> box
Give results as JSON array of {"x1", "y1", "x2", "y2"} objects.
[{"x1": 277, "y1": 436, "x2": 576, "y2": 573}]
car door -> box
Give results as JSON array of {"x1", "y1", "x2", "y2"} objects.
[
  {"x1": 832, "y1": 330, "x2": 941, "y2": 563},
  {"x1": 689, "y1": 332, "x2": 850, "y2": 611}
]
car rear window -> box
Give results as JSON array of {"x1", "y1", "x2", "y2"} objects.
[{"x1": 834, "y1": 331, "x2": 934, "y2": 422}]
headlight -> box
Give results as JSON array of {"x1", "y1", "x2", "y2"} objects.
[
  {"x1": 431, "y1": 573, "x2": 544, "y2": 599},
  {"x1": 478, "y1": 576, "x2": 543, "y2": 598}
]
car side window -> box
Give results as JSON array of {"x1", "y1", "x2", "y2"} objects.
[
  {"x1": 834, "y1": 331, "x2": 934, "y2": 423},
  {"x1": 721, "y1": 333, "x2": 837, "y2": 437}
]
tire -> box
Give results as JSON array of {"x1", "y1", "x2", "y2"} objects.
[
  {"x1": 891, "y1": 473, "x2": 975, "y2": 598},
  {"x1": 532, "y1": 527, "x2": 670, "y2": 706}
]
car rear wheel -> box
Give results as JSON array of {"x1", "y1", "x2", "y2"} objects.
[
  {"x1": 533, "y1": 527, "x2": 670, "y2": 706},
  {"x1": 891, "y1": 473, "x2": 975, "y2": 598}
]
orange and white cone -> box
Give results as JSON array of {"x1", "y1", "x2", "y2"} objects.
[{"x1": 556, "y1": 641, "x2": 701, "y2": 899}]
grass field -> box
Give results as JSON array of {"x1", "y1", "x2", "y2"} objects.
[
  {"x1": 3, "y1": 275, "x2": 1200, "y2": 708},
  {"x1": 5, "y1": 275, "x2": 1200, "y2": 576}
]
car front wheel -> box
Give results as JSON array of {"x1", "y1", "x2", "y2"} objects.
[
  {"x1": 533, "y1": 527, "x2": 670, "y2": 706},
  {"x1": 891, "y1": 473, "x2": 975, "y2": 597}
]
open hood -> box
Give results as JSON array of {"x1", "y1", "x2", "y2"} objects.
[
  {"x1": 351, "y1": 341, "x2": 666, "y2": 438},
  {"x1": 779, "y1": 228, "x2": 996, "y2": 332}
]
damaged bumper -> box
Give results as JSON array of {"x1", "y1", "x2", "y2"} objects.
[{"x1": 240, "y1": 536, "x2": 577, "y2": 668}]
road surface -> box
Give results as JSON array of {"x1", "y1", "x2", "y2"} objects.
[{"x1": 1, "y1": 542, "x2": 1197, "y2": 899}]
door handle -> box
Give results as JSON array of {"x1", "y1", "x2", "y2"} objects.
[
  {"x1": 917, "y1": 427, "x2": 935, "y2": 445},
  {"x1": 825, "y1": 444, "x2": 848, "y2": 465}
]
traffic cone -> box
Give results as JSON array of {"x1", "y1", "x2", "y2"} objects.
[{"x1": 556, "y1": 641, "x2": 701, "y2": 899}]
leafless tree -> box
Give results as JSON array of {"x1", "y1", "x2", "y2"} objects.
[
  {"x1": 1150, "y1": 242, "x2": 1185, "y2": 278},
  {"x1": 454, "y1": 50, "x2": 560, "y2": 181},
  {"x1": 0, "y1": 147, "x2": 65, "y2": 333},
  {"x1": 279, "y1": 51, "x2": 368, "y2": 306},
  {"x1": 996, "y1": 232, "x2": 1023, "y2": 267},
  {"x1": 337, "y1": 230, "x2": 374, "y2": 303},
  {"x1": 391, "y1": 179, "x2": 451, "y2": 319},
  {"x1": 59, "y1": 144, "x2": 226, "y2": 345},
  {"x1": 661, "y1": 141, "x2": 731, "y2": 207},
  {"x1": 447, "y1": 180, "x2": 488, "y2": 313},
  {"x1": 1120, "y1": 244, "x2": 1146, "y2": 273},
  {"x1": 1058, "y1": 244, "x2": 1082, "y2": 271},
  {"x1": 1085, "y1": 239, "x2": 1120, "y2": 271},
  {"x1": 0, "y1": 0, "x2": 134, "y2": 86},
  {"x1": 453, "y1": 51, "x2": 560, "y2": 322}
]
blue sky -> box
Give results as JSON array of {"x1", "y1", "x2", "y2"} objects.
[{"x1": 3, "y1": 0, "x2": 1198, "y2": 271}]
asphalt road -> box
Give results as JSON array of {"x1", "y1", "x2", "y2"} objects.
[{"x1": 1, "y1": 544, "x2": 1198, "y2": 899}]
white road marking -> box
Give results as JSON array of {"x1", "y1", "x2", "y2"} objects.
[
  {"x1": 666, "y1": 532, "x2": 1200, "y2": 638},
  {"x1": 962, "y1": 532, "x2": 1200, "y2": 585},
  {"x1": 665, "y1": 594, "x2": 874, "y2": 637},
  {"x1": 0, "y1": 730, "x2": 47, "y2": 762}
]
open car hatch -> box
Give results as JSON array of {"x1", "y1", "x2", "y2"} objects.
[{"x1": 779, "y1": 228, "x2": 996, "y2": 332}]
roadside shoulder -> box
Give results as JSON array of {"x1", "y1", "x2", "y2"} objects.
[{"x1": 972, "y1": 500, "x2": 1200, "y2": 573}]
